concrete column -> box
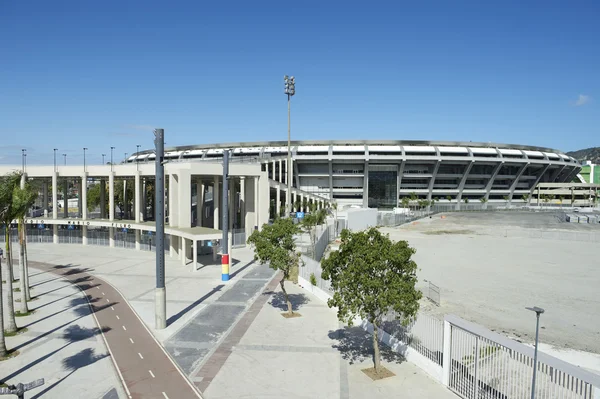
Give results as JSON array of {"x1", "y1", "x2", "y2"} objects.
[
  {"x1": 279, "y1": 160, "x2": 283, "y2": 182},
  {"x1": 198, "y1": 182, "x2": 205, "y2": 227},
  {"x1": 81, "y1": 175, "x2": 87, "y2": 220},
  {"x1": 213, "y1": 176, "x2": 220, "y2": 229},
  {"x1": 229, "y1": 179, "x2": 234, "y2": 231},
  {"x1": 135, "y1": 172, "x2": 141, "y2": 223},
  {"x1": 78, "y1": 179, "x2": 83, "y2": 218},
  {"x1": 109, "y1": 173, "x2": 115, "y2": 221},
  {"x1": 254, "y1": 177, "x2": 259, "y2": 229},
  {"x1": 53, "y1": 225, "x2": 58, "y2": 244},
  {"x1": 240, "y1": 177, "x2": 245, "y2": 231},
  {"x1": 43, "y1": 181, "x2": 49, "y2": 217},
  {"x1": 142, "y1": 178, "x2": 146, "y2": 220},
  {"x1": 272, "y1": 161, "x2": 276, "y2": 180},
  {"x1": 363, "y1": 162, "x2": 369, "y2": 208},
  {"x1": 82, "y1": 225, "x2": 88, "y2": 245},
  {"x1": 276, "y1": 186, "x2": 281, "y2": 217},
  {"x1": 100, "y1": 179, "x2": 106, "y2": 219},
  {"x1": 170, "y1": 235, "x2": 177, "y2": 258},
  {"x1": 192, "y1": 240, "x2": 197, "y2": 271},
  {"x1": 181, "y1": 237, "x2": 186, "y2": 265},
  {"x1": 135, "y1": 229, "x2": 141, "y2": 250},
  {"x1": 63, "y1": 179, "x2": 69, "y2": 218},
  {"x1": 109, "y1": 227, "x2": 115, "y2": 247},
  {"x1": 123, "y1": 179, "x2": 128, "y2": 219},
  {"x1": 52, "y1": 172, "x2": 58, "y2": 220}
]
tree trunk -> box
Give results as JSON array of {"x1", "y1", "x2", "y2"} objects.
[
  {"x1": 0, "y1": 256, "x2": 7, "y2": 357},
  {"x1": 24, "y1": 231, "x2": 30, "y2": 301},
  {"x1": 4, "y1": 230, "x2": 17, "y2": 333},
  {"x1": 279, "y1": 276, "x2": 292, "y2": 315},
  {"x1": 18, "y1": 222, "x2": 29, "y2": 314},
  {"x1": 373, "y1": 321, "x2": 381, "y2": 373}
]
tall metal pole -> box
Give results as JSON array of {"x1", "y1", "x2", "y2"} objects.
[
  {"x1": 83, "y1": 147, "x2": 88, "y2": 172},
  {"x1": 102, "y1": 154, "x2": 106, "y2": 165},
  {"x1": 136, "y1": 145, "x2": 141, "y2": 170},
  {"x1": 53, "y1": 149, "x2": 58, "y2": 172},
  {"x1": 154, "y1": 128, "x2": 166, "y2": 329},
  {"x1": 221, "y1": 149, "x2": 230, "y2": 281},
  {"x1": 531, "y1": 312, "x2": 540, "y2": 399},
  {"x1": 286, "y1": 94, "x2": 291, "y2": 217},
  {"x1": 63, "y1": 154, "x2": 67, "y2": 166},
  {"x1": 21, "y1": 149, "x2": 25, "y2": 172},
  {"x1": 111, "y1": 147, "x2": 115, "y2": 171}
]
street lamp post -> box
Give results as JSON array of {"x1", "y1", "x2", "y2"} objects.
[
  {"x1": 83, "y1": 147, "x2": 88, "y2": 172},
  {"x1": 21, "y1": 149, "x2": 26, "y2": 172},
  {"x1": 53, "y1": 149, "x2": 58, "y2": 172},
  {"x1": 110, "y1": 147, "x2": 115, "y2": 171},
  {"x1": 284, "y1": 75, "x2": 296, "y2": 217},
  {"x1": 526, "y1": 306, "x2": 545, "y2": 399},
  {"x1": 124, "y1": 153, "x2": 128, "y2": 163},
  {"x1": 102, "y1": 154, "x2": 106, "y2": 165},
  {"x1": 63, "y1": 154, "x2": 67, "y2": 166}
]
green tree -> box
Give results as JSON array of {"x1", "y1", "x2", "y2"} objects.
[
  {"x1": 0, "y1": 172, "x2": 21, "y2": 336},
  {"x1": 464, "y1": 197, "x2": 469, "y2": 204},
  {"x1": 522, "y1": 193, "x2": 529, "y2": 204},
  {"x1": 401, "y1": 197, "x2": 410, "y2": 209},
  {"x1": 13, "y1": 178, "x2": 38, "y2": 310},
  {"x1": 86, "y1": 182, "x2": 103, "y2": 213},
  {"x1": 302, "y1": 208, "x2": 327, "y2": 258},
  {"x1": 294, "y1": 200, "x2": 301, "y2": 213},
  {"x1": 446, "y1": 195, "x2": 452, "y2": 202},
  {"x1": 321, "y1": 228, "x2": 421, "y2": 373},
  {"x1": 503, "y1": 195, "x2": 510, "y2": 205},
  {"x1": 247, "y1": 218, "x2": 302, "y2": 315},
  {"x1": 302, "y1": 198, "x2": 308, "y2": 212},
  {"x1": 409, "y1": 192, "x2": 418, "y2": 211}
]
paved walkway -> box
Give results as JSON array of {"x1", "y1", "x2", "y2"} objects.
[
  {"x1": 30, "y1": 261, "x2": 202, "y2": 399},
  {"x1": 1, "y1": 266, "x2": 126, "y2": 398}
]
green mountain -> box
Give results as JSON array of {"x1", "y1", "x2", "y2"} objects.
[{"x1": 566, "y1": 147, "x2": 600, "y2": 163}]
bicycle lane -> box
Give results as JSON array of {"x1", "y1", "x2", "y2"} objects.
[{"x1": 29, "y1": 261, "x2": 203, "y2": 399}]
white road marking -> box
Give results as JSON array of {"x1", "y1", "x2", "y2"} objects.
[
  {"x1": 111, "y1": 306, "x2": 114, "y2": 310},
  {"x1": 138, "y1": 352, "x2": 144, "y2": 359},
  {"x1": 129, "y1": 338, "x2": 134, "y2": 344},
  {"x1": 116, "y1": 315, "x2": 120, "y2": 320},
  {"x1": 149, "y1": 370, "x2": 155, "y2": 378},
  {"x1": 106, "y1": 299, "x2": 109, "y2": 302},
  {"x1": 162, "y1": 393, "x2": 169, "y2": 399},
  {"x1": 122, "y1": 326, "x2": 127, "y2": 331},
  {"x1": 102, "y1": 292, "x2": 105, "y2": 295},
  {"x1": 96, "y1": 287, "x2": 100, "y2": 290}
]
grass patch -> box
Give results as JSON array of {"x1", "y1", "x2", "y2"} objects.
[
  {"x1": 423, "y1": 229, "x2": 474, "y2": 235},
  {"x1": 362, "y1": 366, "x2": 396, "y2": 380},
  {"x1": 0, "y1": 349, "x2": 20, "y2": 361},
  {"x1": 4, "y1": 327, "x2": 28, "y2": 337},
  {"x1": 15, "y1": 310, "x2": 35, "y2": 317}
]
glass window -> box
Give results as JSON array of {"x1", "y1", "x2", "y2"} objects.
[{"x1": 368, "y1": 165, "x2": 397, "y2": 209}]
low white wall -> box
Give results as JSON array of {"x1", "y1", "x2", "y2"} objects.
[{"x1": 297, "y1": 275, "x2": 443, "y2": 383}]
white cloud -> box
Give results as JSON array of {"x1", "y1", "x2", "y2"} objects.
[{"x1": 574, "y1": 94, "x2": 591, "y2": 107}]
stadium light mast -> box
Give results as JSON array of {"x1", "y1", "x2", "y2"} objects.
[
  {"x1": 284, "y1": 75, "x2": 296, "y2": 217},
  {"x1": 526, "y1": 306, "x2": 545, "y2": 399}
]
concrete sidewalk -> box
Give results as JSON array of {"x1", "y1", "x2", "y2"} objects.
[
  {"x1": 1, "y1": 266, "x2": 127, "y2": 399},
  {"x1": 203, "y1": 283, "x2": 457, "y2": 399}
]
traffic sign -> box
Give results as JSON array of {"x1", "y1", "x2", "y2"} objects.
[
  {"x1": 296, "y1": 211, "x2": 305, "y2": 219},
  {"x1": 37, "y1": 224, "x2": 44, "y2": 230}
]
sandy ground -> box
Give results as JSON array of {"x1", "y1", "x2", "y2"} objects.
[{"x1": 380, "y1": 211, "x2": 600, "y2": 355}]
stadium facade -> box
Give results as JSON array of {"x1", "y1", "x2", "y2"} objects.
[{"x1": 131, "y1": 140, "x2": 581, "y2": 209}]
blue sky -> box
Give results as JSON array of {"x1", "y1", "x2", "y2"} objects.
[{"x1": 1, "y1": 0, "x2": 598, "y2": 165}]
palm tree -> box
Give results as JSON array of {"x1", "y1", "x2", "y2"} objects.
[
  {"x1": 522, "y1": 193, "x2": 529, "y2": 205},
  {"x1": 503, "y1": 195, "x2": 510, "y2": 208},
  {"x1": 0, "y1": 172, "x2": 21, "y2": 336},
  {"x1": 401, "y1": 197, "x2": 410, "y2": 209},
  {"x1": 446, "y1": 195, "x2": 452, "y2": 202},
  {"x1": 409, "y1": 192, "x2": 418, "y2": 212},
  {"x1": 13, "y1": 179, "x2": 38, "y2": 310}
]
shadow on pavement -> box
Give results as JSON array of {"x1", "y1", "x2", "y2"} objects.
[
  {"x1": 229, "y1": 260, "x2": 256, "y2": 279},
  {"x1": 167, "y1": 284, "x2": 225, "y2": 326},
  {"x1": 328, "y1": 326, "x2": 404, "y2": 365},
  {"x1": 268, "y1": 292, "x2": 310, "y2": 312},
  {"x1": 1, "y1": 324, "x2": 112, "y2": 384},
  {"x1": 24, "y1": 295, "x2": 103, "y2": 329},
  {"x1": 30, "y1": 348, "x2": 109, "y2": 399}
]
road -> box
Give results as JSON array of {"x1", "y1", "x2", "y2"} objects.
[{"x1": 30, "y1": 261, "x2": 203, "y2": 399}]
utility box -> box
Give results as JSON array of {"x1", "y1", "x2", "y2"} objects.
[{"x1": 346, "y1": 208, "x2": 378, "y2": 232}]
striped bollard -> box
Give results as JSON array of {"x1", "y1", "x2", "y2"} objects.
[{"x1": 221, "y1": 253, "x2": 230, "y2": 281}]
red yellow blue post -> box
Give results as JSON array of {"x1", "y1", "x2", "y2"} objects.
[{"x1": 222, "y1": 254, "x2": 230, "y2": 281}]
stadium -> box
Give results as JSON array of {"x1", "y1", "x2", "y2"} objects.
[{"x1": 129, "y1": 140, "x2": 581, "y2": 209}]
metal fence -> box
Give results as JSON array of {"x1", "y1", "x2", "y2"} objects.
[
  {"x1": 299, "y1": 254, "x2": 333, "y2": 295},
  {"x1": 232, "y1": 228, "x2": 246, "y2": 247},
  {"x1": 377, "y1": 210, "x2": 432, "y2": 227},
  {"x1": 88, "y1": 229, "x2": 110, "y2": 246},
  {"x1": 428, "y1": 281, "x2": 440, "y2": 306},
  {"x1": 382, "y1": 311, "x2": 445, "y2": 366},
  {"x1": 446, "y1": 315, "x2": 600, "y2": 399}
]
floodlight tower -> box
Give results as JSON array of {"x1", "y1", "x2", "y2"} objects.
[{"x1": 284, "y1": 75, "x2": 296, "y2": 217}]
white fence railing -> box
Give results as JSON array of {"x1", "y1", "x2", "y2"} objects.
[
  {"x1": 444, "y1": 315, "x2": 600, "y2": 399},
  {"x1": 298, "y1": 255, "x2": 600, "y2": 398}
]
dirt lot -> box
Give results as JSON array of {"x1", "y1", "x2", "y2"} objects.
[{"x1": 380, "y1": 211, "x2": 600, "y2": 354}]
